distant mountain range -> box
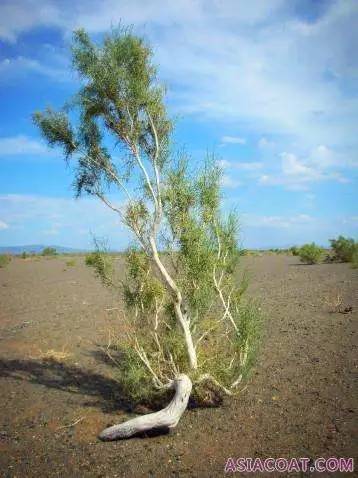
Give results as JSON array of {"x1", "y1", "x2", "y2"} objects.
[{"x1": 0, "y1": 245, "x2": 87, "y2": 255}]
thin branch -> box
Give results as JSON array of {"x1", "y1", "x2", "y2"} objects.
[
  {"x1": 96, "y1": 192, "x2": 124, "y2": 218},
  {"x1": 134, "y1": 337, "x2": 164, "y2": 389},
  {"x1": 57, "y1": 416, "x2": 85, "y2": 430},
  {"x1": 126, "y1": 139, "x2": 158, "y2": 210},
  {"x1": 195, "y1": 373, "x2": 236, "y2": 396},
  {"x1": 146, "y1": 109, "x2": 162, "y2": 224}
]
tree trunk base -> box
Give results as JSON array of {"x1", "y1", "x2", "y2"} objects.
[{"x1": 99, "y1": 374, "x2": 192, "y2": 441}]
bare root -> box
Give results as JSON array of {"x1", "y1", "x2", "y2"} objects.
[{"x1": 99, "y1": 374, "x2": 192, "y2": 441}]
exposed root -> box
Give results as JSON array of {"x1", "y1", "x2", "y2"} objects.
[{"x1": 99, "y1": 374, "x2": 192, "y2": 441}]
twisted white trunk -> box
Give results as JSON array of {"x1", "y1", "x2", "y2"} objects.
[
  {"x1": 99, "y1": 374, "x2": 192, "y2": 441},
  {"x1": 149, "y1": 236, "x2": 198, "y2": 369}
]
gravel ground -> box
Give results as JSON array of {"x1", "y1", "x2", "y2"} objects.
[{"x1": 0, "y1": 254, "x2": 356, "y2": 477}]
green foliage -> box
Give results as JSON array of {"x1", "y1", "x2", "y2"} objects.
[
  {"x1": 289, "y1": 246, "x2": 299, "y2": 256},
  {"x1": 112, "y1": 344, "x2": 160, "y2": 405},
  {"x1": 21, "y1": 251, "x2": 29, "y2": 259},
  {"x1": 0, "y1": 254, "x2": 11, "y2": 268},
  {"x1": 33, "y1": 109, "x2": 76, "y2": 160},
  {"x1": 123, "y1": 247, "x2": 164, "y2": 313},
  {"x1": 298, "y1": 243, "x2": 324, "y2": 264},
  {"x1": 351, "y1": 248, "x2": 358, "y2": 268},
  {"x1": 85, "y1": 250, "x2": 113, "y2": 287},
  {"x1": 195, "y1": 300, "x2": 262, "y2": 387},
  {"x1": 330, "y1": 235, "x2": 358, "y2": 263},
  {"x1": 33, "y1": 26, "x2": 262, "y2": 405},
  {"x1": 85, "y1": 252, "x2": 96, "y2": 266},
  {"x1": 42, "y1": 247, "x2": 58, "y2": 256},
  {"x1": 34, "y1": 26, "x2": 172, "y2": 199},
  {"x1": 65, "y1": 259, "x2": 76, "y2": 267}
]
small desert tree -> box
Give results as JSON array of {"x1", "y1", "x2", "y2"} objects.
[{"x1": 34, "y1": 27, "x2": 260, "y2": 440}]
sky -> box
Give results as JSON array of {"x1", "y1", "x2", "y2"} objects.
[{"x1": 0, "y1": 0, "x2": 357, "y2": 250}]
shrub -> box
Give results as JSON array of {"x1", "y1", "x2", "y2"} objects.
[
  {"x1": 0, "y1": 254, "x2": 11, "y2": 268},
  {"x1": 85, "y1": 252, "x2": 97, "y2": 266},
  {"x1": 351, "y1": 248, "x2": 358, "y2": 269},
  {"x1": 85, "y1": 251, "x2": 113, "y2": 286},
  {"x1": 65, "y1": 259, "x2": 76, "y2": 267},
  {"x1": 298, "y1": 243, "x2": 324, "y2": 264},
  {"x1": 330, "y1": 235, "x2": 358, "y2": 263},
  {"x1": 289, "y1": 246, "x2": 299, "y2": 256},
  {"x1": 42, "y1": 247, "x2": 57, "y2": 256},
  {"x1": 21, "y1": 251, "x2": 29, "y2": 259}
]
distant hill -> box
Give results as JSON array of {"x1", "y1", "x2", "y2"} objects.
[{"x1": 0, "y1": 245, "x2": 87, "y2": 255}]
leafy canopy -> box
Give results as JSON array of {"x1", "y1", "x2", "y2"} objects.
[{"x1": 33, "y1": 27, "x2": 261, "y2": 395}]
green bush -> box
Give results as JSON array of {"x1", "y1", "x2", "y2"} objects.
[
  {"x1": 21, "y1": 251, "x2": 29, "y2": 259},
  {"x1": 85, "y1": 251, "x2": 113, "y2": 286},
  {"x1": 330, "y1": 235, "x2": 358, "y2": 263},
  {"x1": 289, "y1": 246, "x2": 299, "y2": 256},
  {"x1": 85, "y1": 252, "x2": 97, "y2": 266},
  {"x1": 42, "y1": 247, "x2": 57, "y2": 256},
  {"x1": 298, "y1": 243, "x2": 324, "y2": 264},
  {"x1": 351, "y1": 248, "x2": 358, "y2": 269},
  {"x1": 0, "y1": 254, "x2": 11, "y2": 268},
  {"x1": 65, "y1": 259, "x2": 76, "y2": 267}
]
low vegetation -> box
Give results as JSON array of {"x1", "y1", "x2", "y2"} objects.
[
  {"x1": 298, "y1": 243, "x2": 324, "y2": 264},
  {"x1": 42, "y1": 247, "x2": 58, "y2": 256},
  {"x1": 65, "y1": 259, "x2": 76, "y2": 267},
  {"x1": 0, "y1": 254, "x2": 11, "y2": 268},
  {"x1": 289, "y1": 246, "x2": 299, "y2": 256},
  {"x1": 329, "y1": 235, "x2": 358, "y2": 264}
]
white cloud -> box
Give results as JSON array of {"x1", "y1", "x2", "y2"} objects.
[
  {"x1": 281, "y1": 152, "x2": 319, "y2": 179},
  {"x1": 0, "y1": 220, "x2": 9, "y2": 230},
  {"x1": 222, "y1": 175, "x2": 242, "y2": 189},
  {"x1": 0, "y1": 194, "x2": 129, "y2": 249},
  {"x1": 258, "y1": 137, "x2": 275, "y2": 149},
  {"x1": 0, "y1": 0, "x2": 357, "y2": 203},
  {"x1": 2, "y1": 0, "x2": 357, "y2": 152},
  {"x1": 221, "y1": 136, "x2": 246, "y2": 145},
  {"x1": 243, "y1": 213, "x2": 313, "y2": 229},
  {"x1": 0, "y1": 56, "x2": 70, "y2": 82},
  {"x1": 258, "y1": 147, "x2": 352, "y2": 190},
  {"x1": 217, "y1": 159, "x2": 231, "y2": 169},
  {"x1": 0, "y1": 0, "x2": 63, "y2": 42},
  {"x1": 235, "y1": 161, "x2": 263, "y2": 171},
  {"x1": 218, "y1": 159, "x2": 262, "y2": 171},
  {"x1": 341, "y1": 216, "x2": 358, "y2": 225},
  {"x1": 0, "y1": 135, "x2": 51, "y2": 156}
]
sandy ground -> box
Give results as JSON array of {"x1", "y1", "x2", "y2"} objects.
[{"x1": 0, "y1": 254, "x2": 356, "y2": 477}]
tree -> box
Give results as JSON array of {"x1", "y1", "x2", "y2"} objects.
[{"x1": 34, "y1": 27, "x2": 261, "y2": 440}]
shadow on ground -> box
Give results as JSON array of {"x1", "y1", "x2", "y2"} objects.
[{"x1": 0, "y1": 355, "x2": 130, "y2": 413}]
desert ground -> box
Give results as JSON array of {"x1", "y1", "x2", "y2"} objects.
[{"x1": 0, "y1": 254, "x2": 356, "y2": 477}]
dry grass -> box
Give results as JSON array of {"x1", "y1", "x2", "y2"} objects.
[
  {"x1": 324, "y1": 290, "x2": 353, "y2": 314},
  {"x1": 36, "y1": 347, "x2": 73, "y2": 361}
]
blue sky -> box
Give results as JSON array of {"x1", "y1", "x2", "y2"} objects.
[{"x1": 0, "y1": 0, "x2": 357, "y2": 249}]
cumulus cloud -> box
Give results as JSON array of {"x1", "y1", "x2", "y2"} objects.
[
  {"x1": 258, "y1": 137, "x2": 275, "y2": 149},
  {"x1": 0, "y1": 56, "x2": 70, "y2": 83},
  {"x1": 218, "y1": 159, "x2": 263, "y2": 171},
  {"x1": 221, "y1": 175, "x2": 242, "y2": 189},
  {"x1": 1, "y1": 0, "x2": 357, "y2": 152},
  {"x1": 0, "y1": 0, "x2": 63, "y2": 42},
  {"x1": 258, "y1": 146, "x2": 352, "y2": 190},
  {"x1": 0, "y1": 194, "x2": 129, "y2": 249},
  {"x1": 243, "y1": 213, "x2": 313, "y2": 229},
  {"x1": 221, "y1": 136, "x2": 246, "y2": 145},
  {"x1": 0, "y1": 135, "x2": 52, "y2": 156},
  {"x1": 0, "y1": 220, "x2": 9, "y2": 230}
]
